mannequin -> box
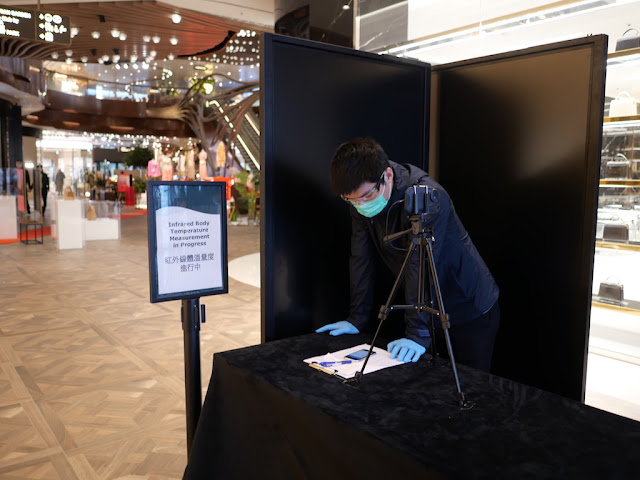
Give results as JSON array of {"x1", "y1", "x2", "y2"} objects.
[
  {"x1": 160, "y1": 147, "x2": 174, "y2": 181},
  {"x1": 178, "y1": 150, "x2": 186, "y2": 178},
  {"x1": 186, "y1": 146, "x2": 196, "y2": 180},
  {"x1": 198, "y1": 144, "x2": 208, "y2": 179},
  {"x1": 148, "y1": 157, "x2": 161, "y2": 178}
]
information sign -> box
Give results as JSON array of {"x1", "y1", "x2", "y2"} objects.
[
  {"x1": 147, "y1": 181, "x2": 228, "y2": 303},
  {"x1": 0, "y1": 5, "x2": 70, "y2": 44},
  {"x1": 36, "y1": 10, "x2": 70, "y2": 44}
]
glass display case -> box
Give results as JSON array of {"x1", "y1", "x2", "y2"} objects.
[
  {"x1": 83, "y1": 199, "x2": 121, "y2": 241},
  {"x1": 593, "y1": 49, "x2": 640, "y2": 309}
]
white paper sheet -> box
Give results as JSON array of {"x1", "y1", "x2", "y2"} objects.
[{"x1": 304, "y1": 343, "x2": 403, "y2": 379}]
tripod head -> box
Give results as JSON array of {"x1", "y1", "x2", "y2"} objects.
[
  {"x1": 383, "y1": 213, "x2": 435, "y2": 245},
  {"x1": 383, "y1": 185, "x2": 440, "y2": 244}
]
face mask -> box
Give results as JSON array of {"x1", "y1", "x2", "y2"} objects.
[{"x1": 353, "y1": 181, "x2": 389, "y2": 218}]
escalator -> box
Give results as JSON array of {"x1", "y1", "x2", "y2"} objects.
[{"x1": 232, "y1": 109, "x2": 260, "y2": 175}]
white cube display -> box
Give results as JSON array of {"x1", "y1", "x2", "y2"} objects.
[
  {"x1": 0, "y1": 196, "x2": 18, "y2": 240},
  {"x1": 55, "y1": 199, "x2": 85, "y2": 249}
]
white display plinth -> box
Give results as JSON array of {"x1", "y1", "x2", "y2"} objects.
[
  {"x1": 0, "y1": 196, "x2": 18, "y2": 240},
  {"x1": 56, "y1": 199, "x2": 85, "y2": 249},
  {"x1": 84, "y1": 218, "x2": 120, "y2": 241}
]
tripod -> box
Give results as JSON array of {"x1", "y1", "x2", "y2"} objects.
[{"x1": 344, "y1": 213, "x2": 474, "y2": 410}]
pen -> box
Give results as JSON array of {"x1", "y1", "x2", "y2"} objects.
[{"x1": 317, "y1": 360, "x2": 352, "y2": 367}]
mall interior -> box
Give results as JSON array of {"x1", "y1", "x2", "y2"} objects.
[{"x1": 0, "y1": 0, "x2": 640, "y2": 478}]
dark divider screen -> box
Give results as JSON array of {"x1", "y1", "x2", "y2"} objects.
[
  {"x1": 261, "y1": 33, "x2": 430, "y2": 343},
  {"x1": 431, "y1": 36, "x2": 607, "y2": 401}
]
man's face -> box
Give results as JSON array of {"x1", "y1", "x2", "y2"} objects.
[{"x1": 342, "y1": 167, "x2": 393, "y2": 205}]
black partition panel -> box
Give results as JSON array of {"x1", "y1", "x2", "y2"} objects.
[
  {"x1": 261, "y1": 33, "x2": 430, "y2": 343},
  {"x1": 432, "y1": 36, "x2": 607, "y2": 401}
]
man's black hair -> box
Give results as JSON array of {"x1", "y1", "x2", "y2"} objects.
[{"x1": 329, "y1": 138, "x2": 390, "y2": 195}]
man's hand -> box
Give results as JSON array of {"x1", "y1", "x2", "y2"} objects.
[
  {"x1": 315, "y1": 321, "x2": 359, "y2": 336},
  {"x1": 388, "y1": 338, "x2": 426, "y2": 363}
]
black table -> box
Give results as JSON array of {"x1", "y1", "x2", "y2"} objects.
[{"x1": 184, "y1": 333, "x2": 640, "y2": 479}]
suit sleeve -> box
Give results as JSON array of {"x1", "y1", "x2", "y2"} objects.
[{"x1": 347, "y1": 212, "x2": 376, "y2": 331}]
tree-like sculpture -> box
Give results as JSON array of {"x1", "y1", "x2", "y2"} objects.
[{"x1": 146, "y1": 73, "x2": 259, "y2": 175}]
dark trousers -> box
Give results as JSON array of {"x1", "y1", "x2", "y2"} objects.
[{"x1": 434, "y1": 302, "x2": 500, "y2": 373}]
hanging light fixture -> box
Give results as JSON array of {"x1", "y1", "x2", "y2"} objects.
[
  {"x1": 170, "y1": 37, "x2": 178, "y2": 45},
  {"x1": 91, "y1": 31, "x2": 100, "y2": 39},
  {"x1": 111, "y1": 28, "x2": 120, "y2": 38},
  {"x1": 152, "y1": 35, "x2": 160, "y2": 43},
  {"x1": 143, "y1": 35, "x2": 151, "y2": 42},
  {"x1": 171, "y1": 13, "x2": 182, "y2": 24}
]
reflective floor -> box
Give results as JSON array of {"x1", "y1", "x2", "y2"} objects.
[{"x1": 0, "y1": 213, "x2": 260, "y2": 479}]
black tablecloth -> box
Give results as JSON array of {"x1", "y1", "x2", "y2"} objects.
[{"x1": 184, "y1": 333, "x2": 640, "y2": 479}]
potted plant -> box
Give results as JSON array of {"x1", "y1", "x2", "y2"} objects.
[{"x1": 234, "y1": 170, "x2": 259, "y2": 224}]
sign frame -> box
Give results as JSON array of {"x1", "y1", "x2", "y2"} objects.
[{"x1": 147, "y1": 180, "x2": 228, "y2": 303}]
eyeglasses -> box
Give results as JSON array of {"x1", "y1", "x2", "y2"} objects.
[{"x1": 341, "y1": 172, "x2": 385, "y2": 205}]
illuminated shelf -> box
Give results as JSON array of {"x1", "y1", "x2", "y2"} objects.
[
  {"x1": 608, "y1": 47, "x2": 640, "y2": 61},
  {"x1": 591, "y1": 300, "x2": 640, "y2": 314},
  {"x1": 604, "y1": 115, "x2": 640, "y2": 123},
  {"x1": 599, "y1": 179, "x2": 640, "y2": 186},
  {"x1": 595, "y1": 241, "x2": 640, "y2": 252}
]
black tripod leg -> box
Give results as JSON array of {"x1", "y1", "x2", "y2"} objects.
[
  {"x1": 424, "y1": 238, "x2": 473, "y2": 409},
  {"x1": 345, "y1": 242, "x2": 418, "y2": 386}
]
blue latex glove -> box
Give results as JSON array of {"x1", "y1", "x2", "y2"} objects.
[
  {"x1": 388, "y1": 338, "x2": 426, "y2": 363},
  {"x1": 315, "y1": 321, "x2": 359, "y2": 336}
]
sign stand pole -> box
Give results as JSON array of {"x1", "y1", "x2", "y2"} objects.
[{"x1": 182, "y1": 297, "x2": 203, "y2": 457}]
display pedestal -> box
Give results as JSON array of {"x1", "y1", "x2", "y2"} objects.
[
  {"x1": 56, "y1": 199, "x2": 85, "y2": 250},
  {"x1": 84, "y1": 218, "x2": 120, "y2": 241},
  {"x1": 0, "y1": 196, "x2": 18, "y2": 240}
]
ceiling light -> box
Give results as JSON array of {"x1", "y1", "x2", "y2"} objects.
[
  {"x1": 113, "y1": 55, "x2": 120, "y2": 63},
  {"x1": 81, "y1": 56, "x2": 88, "y2": 63},
  {"x1": 150, "y1": 50, "x2": 157, "y2": 57},
  {"x1": 111, "y1": 28, "x2": 120, "y2": 38},
  {"x1": 51, "y1": 52, "x2": 59, "y2": 59},
  {"x1": 171, "y1": 13, "x2": 182, "y2": 24},
  {"x1": 143, "y1": 35, "x2": 151, "y2": 42},
  {"x1": 152, "y1": 35, "x2": 160, "y2": 43},
  {"x1": 98, "y1": 58, "x2": 104, "y2": 64},
  {"x1": 71, "y1": 27, "x2": 79, "y2": 37},
  {"x1": 342, "y1": 4, "x2": 350, "y2": 10},
  {"x1": 194, "y1": 65, "x2": 206, "y2": 70},
  {"x1": 102, "y1": 54, "x2": 110, "y2": 61},
  {"x1": 119, "y1": 32, "x2": 127, "y2": 41},
  {"x1": 170, "y1": 37, "x2": 178, "y2": 45},
  {"x1": 130, "y1": 55, "x2": 138, "y2": 63},
  {"x1": 91, "y1": 31, "x2": 100, "y2": 39},
  {"x1": 65, "y1": 49, "x2": 73, "y2": 57},
  {"x1": 168, "y1": 53, "x2": 175, "y2": 60},
  {"x1": 65, "y1": 58, "x2": 73, "y2": 64}
]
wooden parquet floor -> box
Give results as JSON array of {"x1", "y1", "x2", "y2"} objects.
[{"x1": 0, "y1": 214, "x2": 261, "y2": 479}]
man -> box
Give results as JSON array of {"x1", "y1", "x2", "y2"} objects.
[
  {"x1": 316, "y1": 138, "x2": 500, "y2": 372},
  {"x1": 55, "y1": 169, "x2": 65, "y2": 196},
  {"x1": 38, "y1": 165, "x2": 50, "y2": 216}
]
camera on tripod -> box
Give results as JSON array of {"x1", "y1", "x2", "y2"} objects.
[{"x1": 404, "y1": 185, "x2": 440, "y2": 216}]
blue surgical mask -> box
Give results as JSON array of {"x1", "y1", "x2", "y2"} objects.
[{"x1": 353, "y1": 181, "x2": 389, "y2": 217}]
